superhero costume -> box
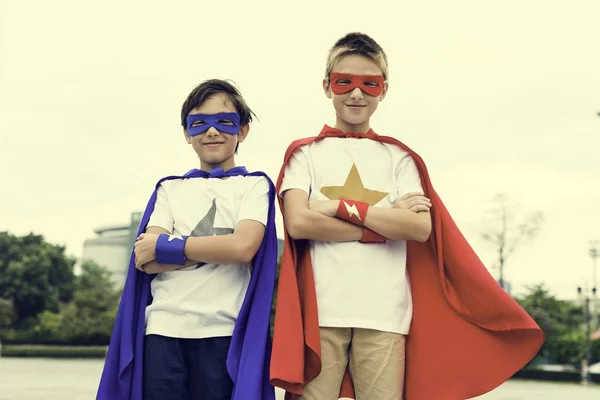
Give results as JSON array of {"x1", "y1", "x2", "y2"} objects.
[
  {"x1": 270, "y1": 125, "x2": 544, "y2": 400},
  {"x1": 97, "y1": 166, "x2": 277, "y2": 400}
]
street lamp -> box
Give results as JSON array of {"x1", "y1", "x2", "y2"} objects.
[
  {"x1": 590, "y1": 240, "x2": 599, "y2": 301},
  {"x1": 577, "y1": 285, "x2": 592, "y2": 384},
  {"x1": 590, "y1": 240, "x2": 599, "y2": 327},
  {"x1": 578, "y1": 240, "x2": 600, "y2": 385}
]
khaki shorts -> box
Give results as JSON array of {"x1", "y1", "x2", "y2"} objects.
[{"x1": 299, "y1": 327, "x2": 406, "y2": 400}]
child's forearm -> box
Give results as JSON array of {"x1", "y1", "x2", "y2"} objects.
[
  {"x1": 286, "y1": 208, "x2": 363, "y2": 242},
  {"x1": 141, "y1": 233, "x2": 257, "y2": 274},
  {"x1": 142, "y1": 259, "x2": 198, "y2": 274},
  {"x1": 183, "y1": 235, "x2": 254, "y2": 265},
  {"x1": 141, "y1": 221, "x2": 264, "y2": 272},
  {"x1": 143, "y1": 234, "x2": 254, "y2": 274},
  {"x1": 363, "y1": 207, "x2": 431, "y2": 242}
]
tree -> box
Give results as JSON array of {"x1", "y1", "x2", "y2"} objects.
[
  {"x1": 270, "y1": 253, "x2": 283, "y2": 337},
  {"x1": 62, "y1": 261, "x2": 119, "y2": 343},
  {"x1": 0, "y1": 232, "x2": 121, "y2": 345},
  {"x1": 480, "y1": 194, "x2": 543, "y2": 290},
  {"x1": 515, "y1": 284, "x2": 600, "y2": 365},
  {"x1": 0, "y1": 298, "x2": 15, "y2": 340},
  {"x1": 29, "y1": 261, "x2": 120, "y2": 345},
  {"x1": 0, "y1": 232, "x2": 76, "y2": 328}
]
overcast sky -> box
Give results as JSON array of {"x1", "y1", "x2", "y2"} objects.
[{"x1": 1, "y1": 0, "x2": 599, "y2": 299}]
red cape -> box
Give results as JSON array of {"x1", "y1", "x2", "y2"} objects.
[{"x1": 270, "y1": 126, "x2": 544, "y2": 400}]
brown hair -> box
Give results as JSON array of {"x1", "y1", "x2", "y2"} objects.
[{"x1": 180, "y1": 79, "x2": 256, "y2": 128}]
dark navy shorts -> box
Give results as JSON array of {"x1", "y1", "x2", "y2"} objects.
[{"x1": 143, "y1": 334, "x2": 234, "y2": 400}]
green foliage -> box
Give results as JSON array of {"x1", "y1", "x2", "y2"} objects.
[
  {"x1": 1, "y1": 344, "x2": 107, "y2": 358},
  {"x1": 25, "y1": 261, "x2": 120, "y2": 345},
  {"x1": 0, "y1": 232, "x2": 120, "y2": 345},
  {"x1": 0, "y1": 232, "x2": 76, "y2": 328},
  {"x1": 516, "y1": 284, "x2": 600, "y2": 365},
  {"x1": 0, "y1": 297, "x2": 15, "y2": 339},
  {"x1": 62, "y1": 261, "x2": 120, "y2": 344},
  {"x1": 270, "y1": 253, "x2": 282, "y2": 338}
]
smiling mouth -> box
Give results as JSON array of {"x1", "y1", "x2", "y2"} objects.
[
  {"x1": 203, "y1": 142, "x2": 224, "y2": 147},
  {"x1": 346, "y1": 104, "x2": 366, "y2": 108}
]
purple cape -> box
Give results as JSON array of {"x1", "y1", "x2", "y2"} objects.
[{"x1": 96, "y1": 167, "x2": 277, "y2": 400}]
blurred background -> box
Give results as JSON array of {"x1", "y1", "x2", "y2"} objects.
[{"x1": 1, "y1": 0, "x2": 599, "y2": 398}]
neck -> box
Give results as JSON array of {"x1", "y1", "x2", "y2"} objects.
[
  {"x1": 334, "y1": 116, "x2": 371, "y2": 134},
  {"x1": 199, "y1": 156, "x2": 236, "y2": 172}
]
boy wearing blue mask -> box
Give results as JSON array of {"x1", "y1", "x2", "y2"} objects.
[{"x1": 97, "y1": 79, "x2": 278, "y2": 400}]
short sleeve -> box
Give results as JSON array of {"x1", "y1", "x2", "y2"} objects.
[
  {"x1": 237, "y1": 177, "x2": 270, "y2": 227},
  {"x1": 395, "y1": 153, "x2": 425, "y2": 197},
  {"x1": 278, "y1": 147, "x2": 311, "y2": 197},
  {"x1": 146, "y1": 184, "x2": 174, "y2": 233}
]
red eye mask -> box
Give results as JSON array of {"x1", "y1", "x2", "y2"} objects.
[{"x1": 329, "y1": 72, "x2": 385, "y2": 97}]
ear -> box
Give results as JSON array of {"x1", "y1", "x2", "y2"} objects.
[
  {"x1": 183, "y1": 129, "x2": 192, "y2": 144},
  {"x1": 236, "y1": 124, "x2": 250, "y2": 143},
  {"x1": 379, "y1": 81, "x2": 389, "y2": 101},
  {"x1": 322, "y1": 78, "x2": 332, "y2": 99}
]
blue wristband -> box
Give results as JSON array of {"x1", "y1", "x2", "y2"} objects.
[{"x1": 155, "y1": 234, "x2": 188, "y2": 265}]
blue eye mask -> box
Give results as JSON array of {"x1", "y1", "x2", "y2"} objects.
[{"x1": 186, "y1": 112, "x2": 241, "y2": 136}]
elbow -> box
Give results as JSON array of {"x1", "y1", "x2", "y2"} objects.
[
  {"x1": 237, "y1": 251, "x2": 254, "y2": 265},
  {"x1": 413, "y1": 220, "x2": 432, "y2": 243},
  {"x1": 413, "y1": 228, "x2": 431, "y2": 243},
  {"x1": 236, "y1": 241, "x2": 257, "y2": 265},
  {"x1": 284, "y1": 216, "x2": 306, "y2": 240},
  {"x1": 141, "y1": 264, "x2": 159, "y2": 275}
]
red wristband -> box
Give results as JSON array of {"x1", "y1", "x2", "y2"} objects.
[
  {"x1": 336, "y1": 199, "x2": 369, "y2": 226},
  {"x1": 360, "y1": 227, "x2": 386, "y2": 243}
]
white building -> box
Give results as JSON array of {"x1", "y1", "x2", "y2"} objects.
[{"x1": 81, "y1": 212, "x2": 142, "y2": 289}]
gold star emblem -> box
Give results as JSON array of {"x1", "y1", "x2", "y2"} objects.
[{"x1": 320, "y1": 164, "x2": 388, "y2": 206}]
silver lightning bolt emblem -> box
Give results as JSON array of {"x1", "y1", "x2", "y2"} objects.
[{"x1": 343, "y1": 201, "x2": 361, "y2": 221}]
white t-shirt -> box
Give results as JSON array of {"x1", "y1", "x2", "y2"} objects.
[
  {"x1": 144, "y1": 174, "x2": 270, "y2": 339},
  {"x1": 279, "y1": 137, "x2": 424, "y2": 335}
]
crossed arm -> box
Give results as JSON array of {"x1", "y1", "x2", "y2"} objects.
[
  {"x1": 134, "y1": 221, "x2": 266, "y2": 274},
  {"x1": 283, "y1": 189, "x2": 432, "y2": 243}
]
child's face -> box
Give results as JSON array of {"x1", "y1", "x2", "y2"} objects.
[
  {"x1": 184, "y1": 93, "x2": 249, "y2": 170},
  {"x1": 323, "y1": 54, "x2": 387, "y2": 133}
]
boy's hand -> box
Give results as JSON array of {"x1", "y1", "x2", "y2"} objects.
[
  {"x1": 393, "y1": 192, "x2": 432, "y2": 213},
  {"x1": 308, "y1": 200, "x2": 339, "y2": 217},
  {"x1": 134, "y1": 233, "x2": 159, "y2": 269}
]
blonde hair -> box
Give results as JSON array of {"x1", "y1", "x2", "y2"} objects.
[{"x1": 325, "y1": 33, "x2": 389, "y2": 80}]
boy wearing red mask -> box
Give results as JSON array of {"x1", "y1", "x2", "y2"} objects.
[{"x1": 270, "y1": 33, "x2": 543, "y2": 400}]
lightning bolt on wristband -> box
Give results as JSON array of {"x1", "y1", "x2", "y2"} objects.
[
  {"x1": 155, "y1": 234, "x2": 189, "y2": 265},
  {"x1": 336, "y1": 199, "x2": 369, "y2": 226}
]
